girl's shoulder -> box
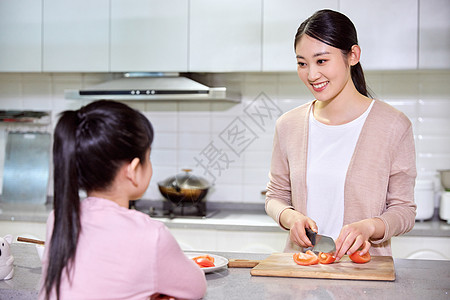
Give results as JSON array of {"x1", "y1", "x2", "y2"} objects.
[
  {"x1": 125, "y1": 208, "x2": 166, "y2": 229},
  {"x1": 82, "y1": 197, "x2": 166, "y2": 231}
]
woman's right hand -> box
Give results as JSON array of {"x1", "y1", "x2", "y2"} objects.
[{"x1": 280, "y1": 209, "x2": 318, "y2": 248}]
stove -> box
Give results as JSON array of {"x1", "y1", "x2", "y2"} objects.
[{"x1": 144, "y1": 201, "x2": 219, "y2": 219}]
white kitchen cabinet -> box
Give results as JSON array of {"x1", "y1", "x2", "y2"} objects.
[
  {"x1": 3, "y1": 1, "x2": 446, "y2": 73},
  {"x1": 169, "y1": 227, "x2": 287, "y2": 253},
  {"x1": 110, "y1": 0, "x2": 189, "y2": 72},
  {"x1": 391, "y1": 236, "x2": 450, "y2": 260},
  {"x1": 419, "y1": 0, "x2": 450, "y2": 69},
  {"x1": 340, "y1": 0, "x2": 418, "y2": 70},
  {"x1": 42, "y1": 0, "x2": 109, "y2": 72},
  {"x1": 0, "y1": 0, "x2": 42, "y2": 72},
  {"x1": 262, "y1": 0, "x2": 338, "y2": 72},
  {"x1": 0, "y1": 221, "x2": 47, "y2": 241},
  {"x1": 189, "y1": 0, "x2": 262, "y2": 72}
]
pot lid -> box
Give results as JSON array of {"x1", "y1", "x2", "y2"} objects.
[{"x1": 159, "y1": 169, "x2": 210, "y2": 190}]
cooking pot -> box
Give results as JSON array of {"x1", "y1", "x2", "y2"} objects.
[{"x1": 158, "y1": 169, "x2": 210, "y2": 205}]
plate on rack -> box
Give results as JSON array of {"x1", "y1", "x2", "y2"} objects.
[{"x1": 185, "y1": 252, "x2": 229, "y2": 273}]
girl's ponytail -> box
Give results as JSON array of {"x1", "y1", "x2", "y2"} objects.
[{"x1": 45, "y1": 111, "x2": 81, "y2": 300}]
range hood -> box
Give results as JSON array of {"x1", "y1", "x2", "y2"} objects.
[{"x1": 65, "y1": 73, "x2": 240, "y2": 102}]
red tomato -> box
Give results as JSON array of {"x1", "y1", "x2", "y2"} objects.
[
  {"x1": 293, "y1": 250, "x2": 319, "y2": 266},
  {"x1": 349, "y1": 251, "x2": 371, "y2": 264},
  {"x1": 193, "y1": 255, "x2": 215, "y2": 263},
  {"x1": 318, "y1": 252, "x2": 336, "y2": 264},
  {"x1": 192, "y1": 255, "x2": 215, "y2": 268}
]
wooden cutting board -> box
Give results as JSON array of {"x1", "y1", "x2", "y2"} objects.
[{"x1": 249, "y1": 253, "x2": 395, "y2": 281}]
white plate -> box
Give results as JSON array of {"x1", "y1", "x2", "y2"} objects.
[{"x1": 185, "y1": 252, "x2": 229, "y2": 273}]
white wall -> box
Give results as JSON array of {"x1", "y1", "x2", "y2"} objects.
[{"x1": 0, "y1": 71, "x2": 449, "y2": 205}]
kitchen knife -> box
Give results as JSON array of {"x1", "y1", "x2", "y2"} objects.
[{"x1": 305, "y1": 228, "x2": 336, "y2": 254}]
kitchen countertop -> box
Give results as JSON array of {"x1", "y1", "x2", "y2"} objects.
[
  {"x1": 1, "y1": 202, "x2": 450, "y2": 236},
  {"x1": 2, "y1": 243, "x2": 449, "y2": 299}
]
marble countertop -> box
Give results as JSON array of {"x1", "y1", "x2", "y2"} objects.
[
  {"x1": 1, "y1": 202, "x2": 449, "y2": 236},
  {"x1": 2, "y1": 243, "x2": 450, "y2": 299}
]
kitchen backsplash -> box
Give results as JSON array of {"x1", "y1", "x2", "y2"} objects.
[{"x1": 0, "y1": 71, "x2": 449, "y2": 205}]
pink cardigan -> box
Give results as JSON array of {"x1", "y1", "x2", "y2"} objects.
[
  {"x1": 265, "y1": 100, "x2": 417, "y2": 256},
  {"x1": 39, "y1": 197, "x2": 207, "y2": 300}
]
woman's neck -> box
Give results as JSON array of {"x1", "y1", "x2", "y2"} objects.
[{"x1": 313, "y1": 84, "x2": 371, "y2": 125}]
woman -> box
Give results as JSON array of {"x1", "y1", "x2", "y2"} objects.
[
  {"x1": 265, "y1": 9, "x2": 416, "y2": 261},
  {"x1": 39, "y1": 100, "x2": 206, "y2": 300}
]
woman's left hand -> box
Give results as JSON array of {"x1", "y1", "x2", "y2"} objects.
[{"x1": 334, "y1": 218, "x2": 383, "y2": 261}]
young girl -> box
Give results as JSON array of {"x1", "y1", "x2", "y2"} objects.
[
  {"x1": 39, "y1": 100, "x2": 206, "y2": 300},
  {"x1": 265, "y1": 9, "x2": 416, "y2": 261}
]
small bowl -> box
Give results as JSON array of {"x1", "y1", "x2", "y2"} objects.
[{"x1": 35, "y1": 244, "x2": 45, "y2": 262}]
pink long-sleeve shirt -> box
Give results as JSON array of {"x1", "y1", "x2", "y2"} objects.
[
  {"x1": 266, "y1": 100, "x2": 417, "y2": 256},
  {"x1": 38, "y1": 197, "x2": 207, "y2": 300}
]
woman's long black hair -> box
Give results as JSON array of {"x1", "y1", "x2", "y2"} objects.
[
  {"x1": 44, "y1": 100, "x2": 154, "y2": 299},
  {"x1": 294, "y1": 9, "x2": 372, "y2": 98}
]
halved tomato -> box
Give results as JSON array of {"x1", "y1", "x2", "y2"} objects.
[
  {"x1": 318, "y1": 252, "x2": 336, "y2": 264},
  {"x1": 192, "y1": 255, "x2": 215, "y2": 268},
  {"x1": 293, "y1": 250, "x2": 319, "y2": 266},
  {"x1": 349, "y1": 251, "x2": 371, "y2": 264}
]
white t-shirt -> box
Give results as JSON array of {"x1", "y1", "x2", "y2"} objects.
[{"x1": 306, "y1": 100, "x2": 374, "y2": 240}]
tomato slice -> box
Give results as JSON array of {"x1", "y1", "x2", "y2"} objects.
[
  {"x1": 192, "y1": 255, "x2": 215, "y2": 263},
  {"x1": 349, "y1": 251, "x2": 371, "y2": 264},
  {"x1": 293, "y1": 250, "x2": 319, "y2": 266},
  {"x1": 318, "y1": 252, "x2": 336, "y2": 264},
  {"x1": 192, "y1": 255, "x2": 215, "y2": 268}
]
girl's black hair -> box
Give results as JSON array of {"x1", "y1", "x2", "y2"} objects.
[
  {"x1": 294, "y1": 9, "x2": 372, "y2": 98},
  {"x1": 44, "y1": 100, "x2": 154, "y2": 299}
]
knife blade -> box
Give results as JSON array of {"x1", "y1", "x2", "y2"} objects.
[{"x1": 305, "y1": 228, "x2": 336, "y2": 254}]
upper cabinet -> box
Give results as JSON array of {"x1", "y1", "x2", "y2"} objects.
[
  {"x1": 189, "y1": 0, "x2": 262, "y2": 72},
  {"x1": 262, "y1": 0, "x2": 338, "y2": 72},
  {"x1": 110, "y1": 0, "x2": 188, "y2": 72},
  {"x1": 0, "y1": 0, "x2": 42, "y2": 72},
  {"x1": 42, "y1": 0, "x2": 109, "y2": 72},
  {"x1": 419, "y1": 0, "x2": 450, "y2": 69},
  {"x1": 340, "y1": 0, "x2": 418, "y2": 70},
  {"x1": 0, "y1": 0, "x2": 449, "y2": 73}
]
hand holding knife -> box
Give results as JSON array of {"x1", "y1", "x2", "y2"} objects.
[{"x1": 304, "y1": 228, "x2": 336, "y2": 255}]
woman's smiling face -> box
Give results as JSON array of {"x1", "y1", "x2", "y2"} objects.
[{"x1": 295, "y1": 35, "x2": 354, "y2": 102}]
